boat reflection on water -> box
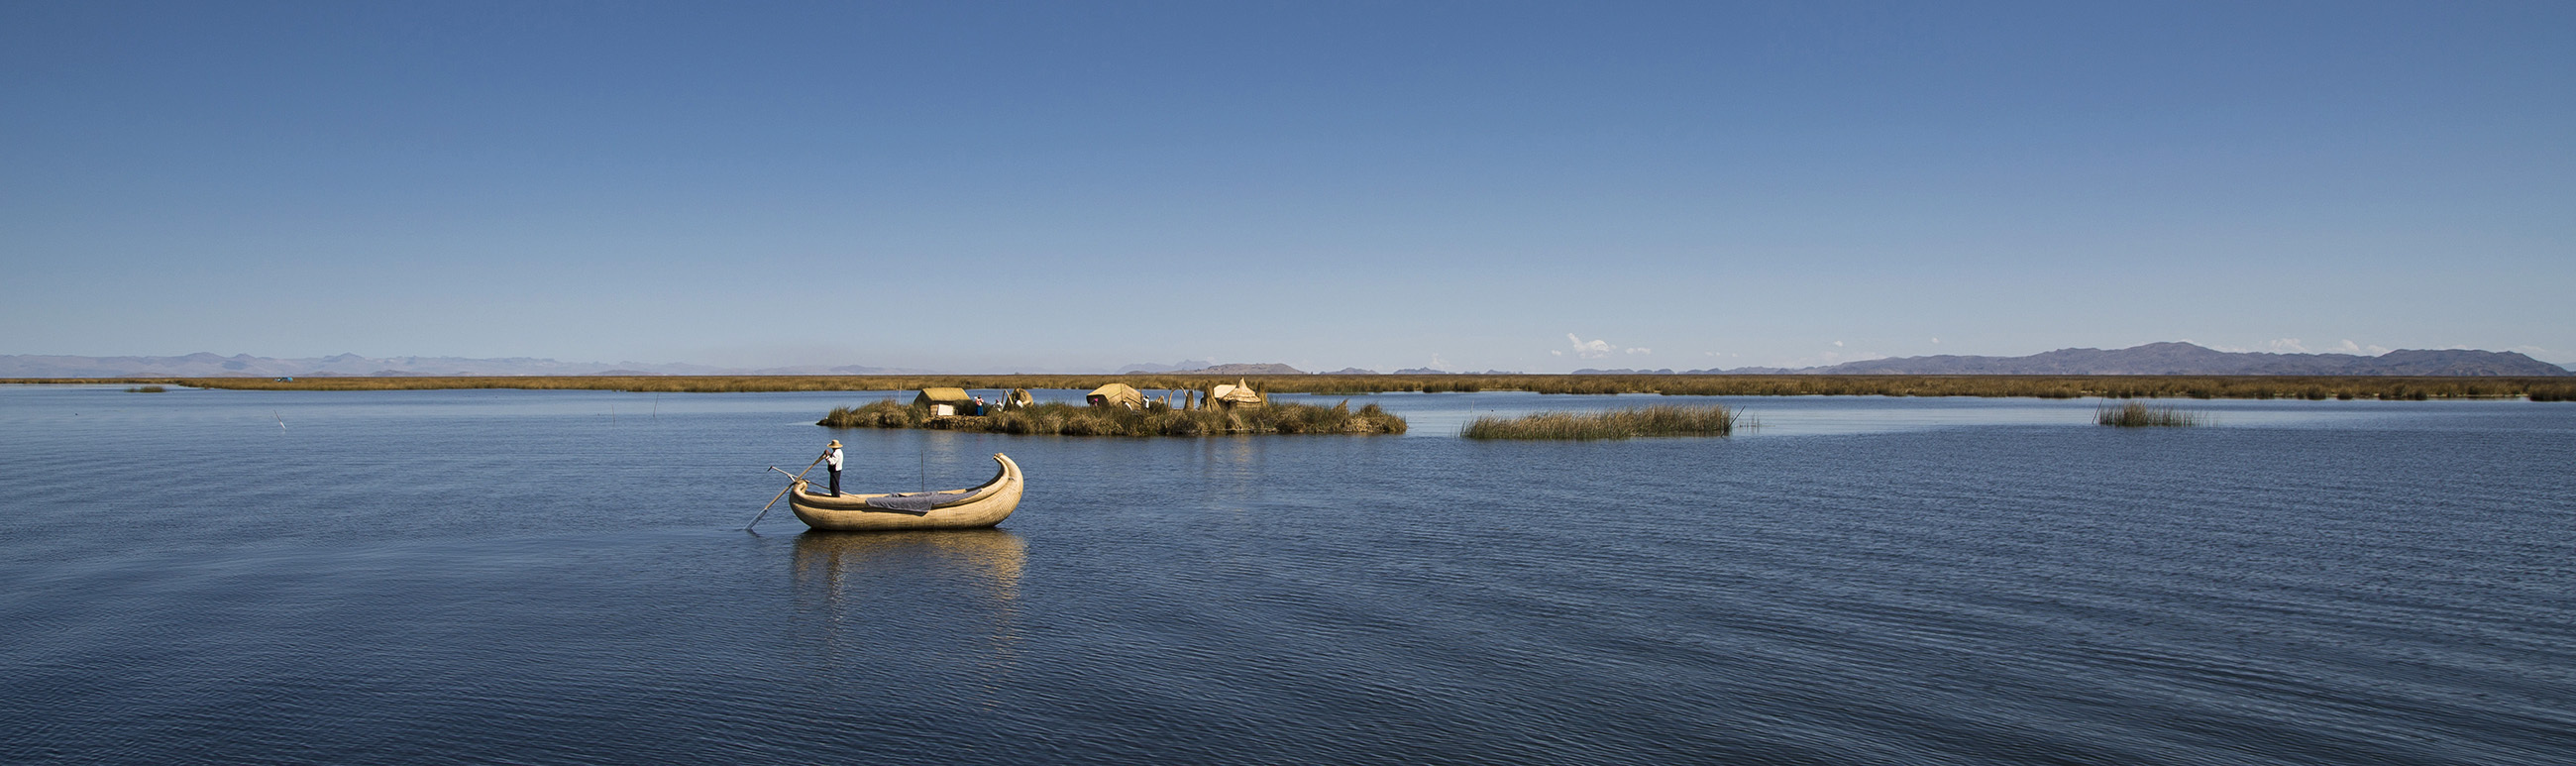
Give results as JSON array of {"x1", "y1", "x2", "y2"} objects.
[
  {"x1": 792, "y1": 528, "x2": 1025, "y2": 598},
  {"x1": 789, "y1": 530, "x2": 1026, "y2": 697}
]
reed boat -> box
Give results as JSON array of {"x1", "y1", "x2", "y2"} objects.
[{"x1": 788, "y1": 453, "x2": 1023, "y2": 531}]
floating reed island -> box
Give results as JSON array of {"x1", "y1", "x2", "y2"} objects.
[
  {"x1": 1463, "y1": 404, "x2": 1739, "y2": 440},
  {"x1": 42, "y1": 374, "x2": 2576, "y2": 401},
  {"x1": 2096, "y1": 400, "x2": 2204, "y2": 427},
  {"x1": 819, "y1": 398, "x2": 1406, "y2": 437}
]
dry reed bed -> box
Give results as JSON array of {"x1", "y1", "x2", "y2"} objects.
[
  {"x1": 2096, "y1": 401, "x2": 2203, "y2": 427},
  {"x1": 819, "y1": 400, "x2": 1405, "y2": 437},
  {"x1": 1463, "y1": 404, "x2": 1737, "y2": 440},
  {"x1": 22, "y1": 375, "x2": 2576, "y2": 401}
]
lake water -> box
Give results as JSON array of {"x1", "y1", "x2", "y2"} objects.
[{"x1": 4, "y1": 385, "x2": 2571, "y2": 765}]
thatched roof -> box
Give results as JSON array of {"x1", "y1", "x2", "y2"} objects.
[
  {"x1": 912, "y1": 387, "x2": 973, "y2": 406},
  {"x1": 1209, "y1": 379, "x2": 1264, "y2": 405},
  {"x1": 1086, "y1": 383, "x2": 1143, "y2": 409}
]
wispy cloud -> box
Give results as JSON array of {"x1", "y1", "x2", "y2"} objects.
[
  {"x1": 2197, "y1": 338, "x2": 2394, "y2": 356},
  {"x1": 1566, "y1": 333, "x2": 1620, "y2": 360}
]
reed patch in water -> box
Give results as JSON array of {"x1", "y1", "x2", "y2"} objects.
[
  {"x1": 125, "y1": 385, "x2": 165, "y2": 392},
  {"x1": 2096, "y1": 400, "x2": 2202, "y2": 427},
  {"x1": 818, "y1": 399, "x2": 1405, "y2": 436},
  {"x1": 1461, "y1": 404, "x2": 1737, "y2": 440}
]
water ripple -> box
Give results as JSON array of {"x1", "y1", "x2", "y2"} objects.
[{"x1": 2, "y1": 389, "x2": 2570, "y2": 764}]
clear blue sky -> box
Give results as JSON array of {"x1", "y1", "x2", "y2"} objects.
[{"x1": 5, "y1": 1, "x2": 2570, "y2": 372}]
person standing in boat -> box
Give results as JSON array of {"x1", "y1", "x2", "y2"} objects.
[{"x1": 821, "y1": 439, "x2": 844, "y2": 496}]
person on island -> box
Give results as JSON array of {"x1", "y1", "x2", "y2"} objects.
[
  {"x1": 821, "y1": 439, "x2": 844, "y2": 496},
  {"x1": 972, "y1": 395, "x2": 988, "y2": 416}
]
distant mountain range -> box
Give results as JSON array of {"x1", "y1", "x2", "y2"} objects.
[
  {"x1": 1128, "y1": 363, "x2": 1310, "y2": 376},
  {"x1": 6, "y1": 343, "x2": 2566, "y2": 379},
  {"x1": 0, "y1": 352, "x2": 936, "y2": 379},
  {"x1": 1114, "y1": 359, "x2": 1220, "y2": 374},
  {"x1": 1569, "y1": 342, "x2": 2571, "y2": 377}
]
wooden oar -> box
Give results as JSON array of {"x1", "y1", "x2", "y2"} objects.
[{"x1": 745, "y1": 456, "x2": 824, "y2": 531}]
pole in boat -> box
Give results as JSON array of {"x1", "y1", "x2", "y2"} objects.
[{"x1": 746, "y1": 456, "x2": 824, "y2": 531}]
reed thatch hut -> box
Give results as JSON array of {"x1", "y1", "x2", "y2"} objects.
[
  {"x1": 1207, "y1": 379, "x2": 1265, "y2": 409},
  {"x1": 913, "y1": 387, "x2": 974, "y2": 414},
  {"x1": 1086, "y1": 383, "x2": 1144, "y2": 409}
]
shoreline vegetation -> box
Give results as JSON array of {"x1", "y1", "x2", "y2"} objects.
[
  {"x1": 819, "y1": 399, "x2": 1407, "y2": 436},
  {"x1": 2097, "y1": 401, "x2": 2205, "y2": 427},
  {"x1": 1464, "y1": 404, "x2": 1738, "y2": 440},
  {"x1": 8, "y1": 374, "x2": 2572, "y2": 401}
]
